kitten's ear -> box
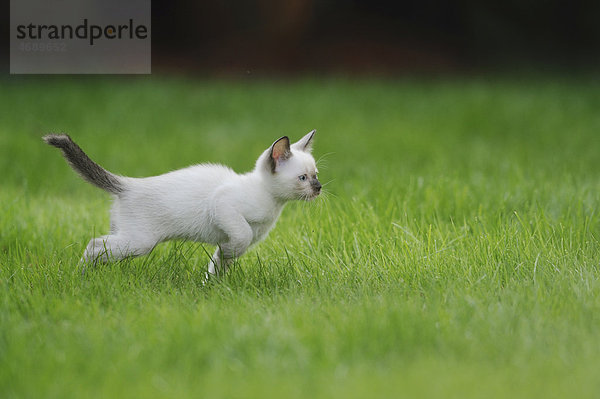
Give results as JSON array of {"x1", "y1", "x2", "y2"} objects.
[
  {"x1": 291, "y1": 129, "x2": 316, "y2": 153},
  {"x1": 269, "y1": 136, "x2": 292, "y2": 173}
]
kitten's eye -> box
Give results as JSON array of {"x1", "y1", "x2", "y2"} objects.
[{"x1": 299, "y1": 174, "x2": 307, "y2": 181}]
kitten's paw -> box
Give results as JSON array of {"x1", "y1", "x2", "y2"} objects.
[{"x1": 202, "y1": 271, "x2": 216, "y2": 286}]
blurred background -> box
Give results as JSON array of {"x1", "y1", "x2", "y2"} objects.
[{"x1": 4, "y1": 0, "x2": 600, "y2": 75}]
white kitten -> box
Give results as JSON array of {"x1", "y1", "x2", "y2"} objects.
[{"x1": 44, "y1": 131, "x2": 320, "y2": 275}]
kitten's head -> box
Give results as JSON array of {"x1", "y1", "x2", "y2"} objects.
[{"x1": 259, "y1": 130, "x2": 321, "y2": 201}]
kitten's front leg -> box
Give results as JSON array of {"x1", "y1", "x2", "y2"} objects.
[
  {"x1": 207, "y1": 247, "x2": 226, "y2": 275},
  {"x1": 206, "y1": 210, "x2": 253, "y2": 277},
  {"x1": 207, "y1": 249, "x2": 218, "y2": 275},
  {"x1": 206, "y1": 246, "x2": 234, "y2": 278}
]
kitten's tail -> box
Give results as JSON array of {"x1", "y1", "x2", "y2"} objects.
[{"x1": 43, "y1": 134, "x2": 124, "y2": 195}]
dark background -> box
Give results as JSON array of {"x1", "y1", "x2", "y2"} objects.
[
  {"x1": 151, "y1": 0, "x2": 600, "y2": 75},
  {"x1": 4, "y1": 0, "x2": 600, "y2": 75}
]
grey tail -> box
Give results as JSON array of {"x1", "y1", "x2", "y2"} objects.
[{"x1": 43, "y1": 134, "x2": 124, "y2": 195}]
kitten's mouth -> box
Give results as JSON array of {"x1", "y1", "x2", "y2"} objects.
[{"x1": 306, "y1": 191, "x2": 320, "y2": 201}]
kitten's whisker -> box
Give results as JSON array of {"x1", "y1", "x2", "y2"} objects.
[
  {"x1": 316, "y1": 152, "x2": 335, "y2": 165},
  {"x1": 320, "y1": 189, "x2": 337, "y2": 200}
]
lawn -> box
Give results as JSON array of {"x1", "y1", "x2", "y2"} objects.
[{"x1": 1, "y1": 76, "x2": 600, "y2": 398}]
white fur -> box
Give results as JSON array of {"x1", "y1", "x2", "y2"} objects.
[{"x1": 83, "y1": 131, "x2": 320, "y2": 276}]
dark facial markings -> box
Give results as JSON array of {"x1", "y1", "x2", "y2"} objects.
[{"x1": 311, "y1": 177, "x2": 322, "y2": 192}]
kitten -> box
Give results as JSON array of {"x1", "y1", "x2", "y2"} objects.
[{"x1": 43, "y1": 131, "x2": 321, "y2": 275}]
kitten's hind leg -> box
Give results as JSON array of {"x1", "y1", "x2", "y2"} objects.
[{"x1": 81, "y1": 234, "x2": 156, "y2": 268}]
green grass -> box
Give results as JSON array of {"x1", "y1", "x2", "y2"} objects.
[{"x1": 1, "y1": 76, "x2": 600, "y2": 398}]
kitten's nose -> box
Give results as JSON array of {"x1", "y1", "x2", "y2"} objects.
[{"x1": 312, "y1": 179, "x2": 322, "y2": 192}]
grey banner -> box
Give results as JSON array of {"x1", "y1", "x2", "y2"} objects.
[{"x1": 10, "y1": 0, "x2": 151, "y2": 74}]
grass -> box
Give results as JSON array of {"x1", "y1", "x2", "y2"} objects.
[{"x1": 1, "y1": 75, "x2": 600, "y2": 398}]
